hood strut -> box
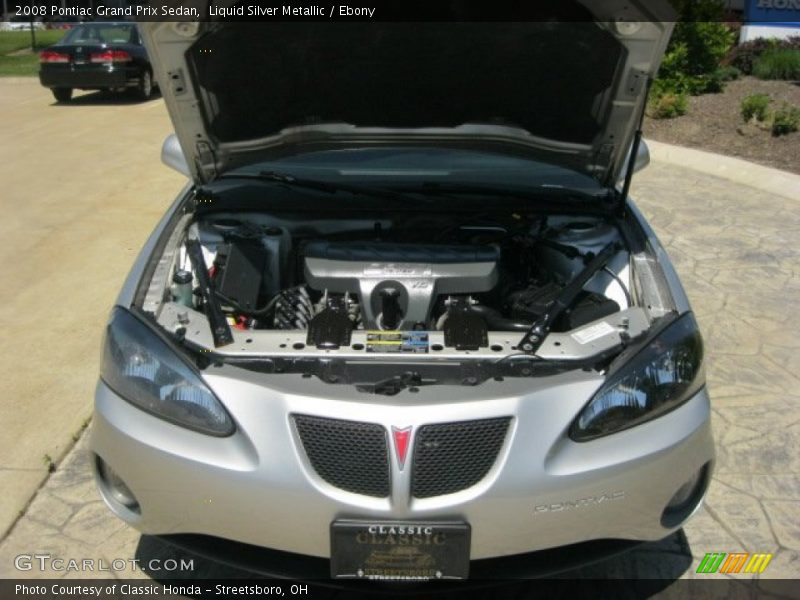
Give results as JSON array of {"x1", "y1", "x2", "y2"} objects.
[
  {"x1": 616, "y1": 78, "x2": 652, "y2": 217},
  {"x1": 185, "y1": 239, "x2": 233, "y2": 347},
  {"x1": 517, "y1": 242, "x2": 620, "y2": 354}
]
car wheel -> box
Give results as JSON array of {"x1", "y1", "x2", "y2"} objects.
[
  {"x1": 136, "y1": 70, "x2": 153, "y2": 101},
  {"x1": 52, "y1": 87, "x2": 72, "y2": 103}
]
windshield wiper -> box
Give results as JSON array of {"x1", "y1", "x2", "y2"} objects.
[
  {"x1": 216, "y1": 171, "x2": 416, "y2": 203},
  {"x1": 216, "y1": 172, "x2": 610, "y2": 206},
  {"x1": 400, "y1": 181, "x2": 611, "y2": 204}
]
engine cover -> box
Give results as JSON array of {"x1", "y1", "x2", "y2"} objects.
[{"x1": 303, "y1": 242, "x2": 499, "y2": 329}]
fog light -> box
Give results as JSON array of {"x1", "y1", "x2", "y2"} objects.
[
  {"x1": 661, "y1": 463, "x2": 709, "y2": 528},
  {"x1": 96, "y1": 456, "x2": 140, "y2": 512},
  {"x1": 668, "y1": 471, "x2": 702, "y2": 509}
]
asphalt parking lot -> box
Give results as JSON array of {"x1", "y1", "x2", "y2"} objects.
[{"x1": 0, "y1": 79, "x2": 798, "y2": 594}]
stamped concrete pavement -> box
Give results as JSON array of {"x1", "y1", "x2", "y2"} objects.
[{"x1": 0, "y1": 79, "x2": 798, "y2": 591}]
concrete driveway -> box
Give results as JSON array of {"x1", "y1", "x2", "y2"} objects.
[
  {"x1": 0, "y1": 80, "x2": 184, "y2": 538},
  {"x1": 0, "y1": 78, "x2": 798, "y2": 591}
]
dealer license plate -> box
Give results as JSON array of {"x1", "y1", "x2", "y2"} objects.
[{"x1": 330, "y1": 520, "x2": 470, "y2": 580}]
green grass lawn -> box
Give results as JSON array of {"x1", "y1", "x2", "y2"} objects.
[{"x1": 0, "y1": 30, "x2": 66, "y2": 76}]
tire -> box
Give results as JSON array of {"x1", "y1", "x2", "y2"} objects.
[
  {"x1": 135, "y1": 70, "x2": 152, "y2": 101},
  {"x1": 52, "y1": 87, "x2": 72, "y2": 103}
]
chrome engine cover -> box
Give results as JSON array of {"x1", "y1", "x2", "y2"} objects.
[{"x1": 302, "y1": 242, "x2": 499, "y2": 329}]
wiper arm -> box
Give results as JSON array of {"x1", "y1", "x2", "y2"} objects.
[
  {"x1": 405, "y1": 181, "x2": 609, "y2": 203},
  {"x1": 518, "y1": 241, "x2": 620, "y2": 354},
  {"x1": 216, "y1": 173, "x2": 607, "y2": 206},
  {"x1": 217, "y1": 171, "x2": 415, "y2": 203}
]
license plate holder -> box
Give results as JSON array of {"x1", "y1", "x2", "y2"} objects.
[{"x1": 330, "y1": 520, "x2": 470, "y2": 580}]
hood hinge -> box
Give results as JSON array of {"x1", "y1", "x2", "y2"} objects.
[
  {"x1": 592, "y1": 143, "x2": 614, "y2": 182},
  {"x1": 594, "y1": 142, "x2": 614, "y2": 167},
  {"x1": 195, "y1": 140, "x2": 218, "y2": 183}
]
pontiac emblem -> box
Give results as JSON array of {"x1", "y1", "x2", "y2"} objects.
[{"x1": 392, "y1": 426, "x2": 412, "y2": 469}]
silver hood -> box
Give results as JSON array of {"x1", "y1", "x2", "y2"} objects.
[{"x1": 139, "y1": 1, "x2": 674, "y2": 186}]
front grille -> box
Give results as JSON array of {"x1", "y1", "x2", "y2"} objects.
[
  {"x1": 292, "y1": 414, "x2": 390, "y2": 498},
  {"x1": 411, "y1": 417, "x2": 511, "y2": 499}
]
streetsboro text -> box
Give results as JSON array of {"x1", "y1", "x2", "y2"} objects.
[{"x1": 16, "y1": 583, "x2": 309, "y2": 596}]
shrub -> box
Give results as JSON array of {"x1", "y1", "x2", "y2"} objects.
[
  {"x1": 728, "y1": 36, "x2": 800, "y2": 75},
  {"x1": 648, "y1": 91, "x2": 689, "y2": 119},
  {"x1": 740, "y1": 93, "x2": 771, "y2": 122},
  {"x1": 653, "y1": 2, "x2": 736, "y2": 101},
  {"x1": 728, "y1": 38, "x2": 780, "y2": 74},
  {"x1": 670, "y1": 21, "x2": 736, "y2": 76},
  {"x1": 657, "y1": 43, "x2": 696, "y2": 93},
  {"x1": 753, "y1": 49, "x2": 800, "y2": 80},
  {"x1": 696, "y1": 72, "x2": 725, "y2": 94},
  {"x1": 715, "y1": 65, "x2": 741, "y2": 82},
  {"x1": 771, "y1": 104, "x2": 800, "y2": 136},
  {"x1": 654, "y1": 46, "x2": 729, "y2": 96}
]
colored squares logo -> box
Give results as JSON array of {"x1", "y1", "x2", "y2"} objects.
[{"x1": 696, "y1": 552, "x2": 773, "y2": 574}]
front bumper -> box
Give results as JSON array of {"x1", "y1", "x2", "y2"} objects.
[
  {"x1": 91, "y1": 368, "x2": 714, "y2": 565},
  {"x1": 152, "y1": 533, "x2": 642, "y2": 581}
]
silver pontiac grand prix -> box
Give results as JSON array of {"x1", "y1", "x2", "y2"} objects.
[{"x1": 92, "y1": 3, "x2": 714, "y2": 581}]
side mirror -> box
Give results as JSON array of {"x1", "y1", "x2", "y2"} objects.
[
  {"x1": 617, "y1": 139, "x2": 650, "y2": 187},
  {"x1": 161, "y1": 133, "x2": 190, "y2": 176},
  {"x1": 633, "y1": 139, "x2": 650, "y2": 174}
]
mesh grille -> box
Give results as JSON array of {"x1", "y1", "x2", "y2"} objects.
[
  {"x1": 411, "y1": 417, "x2": 511, "y2": 499},
  {"x1": 293, "y1": 414, "x2": 390, "y2": 498}
]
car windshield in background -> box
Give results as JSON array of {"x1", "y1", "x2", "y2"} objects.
[
  {"x1": 61, "y1": 24, "x2": 136, "y2": 45},
  {"x1": 227, "y1": 148, "x2": 606, "y2": 196}
]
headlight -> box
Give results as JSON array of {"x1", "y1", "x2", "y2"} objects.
[
  {"x1": 570, "y1": 313, "x2": 704, "y2": 442},
  {"x1": 101, "y1": 308, "x2": 234, "y2": 436}
]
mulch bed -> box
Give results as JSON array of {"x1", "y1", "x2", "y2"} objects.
[{"x1": 643, "y1": 76, "x2": 800, "y2": 175}]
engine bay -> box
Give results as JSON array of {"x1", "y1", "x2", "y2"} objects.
[{"x1": 143, "y1": 206, "x2": 652, "y2": 363}]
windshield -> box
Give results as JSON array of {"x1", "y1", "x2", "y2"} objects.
[
  {"x1": 61, "y1": 24, "x2": 137, "y2": 45},
  {"x1": 227, "y1": 148, "x2": 606, "y2": 195}
]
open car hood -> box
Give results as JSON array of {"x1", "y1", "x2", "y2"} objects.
[{"x1": 139, "y1": 1, "x2": 674, "y2": 187}]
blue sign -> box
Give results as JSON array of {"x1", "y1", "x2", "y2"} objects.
[{"x1": 745, "y1": 0, "x2": 800, "y2": 25}]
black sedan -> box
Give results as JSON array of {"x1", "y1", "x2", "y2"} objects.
[{"x1": 39, "y1": 22, "x2": 155, "y2": 103}]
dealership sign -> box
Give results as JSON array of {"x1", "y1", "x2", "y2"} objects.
[
  {"x1": 740, "y1": 0, "x2": 800, "y2": 41},
  {"x1": 746, "y1": 0, "x2": 800, "y2": 24}
]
